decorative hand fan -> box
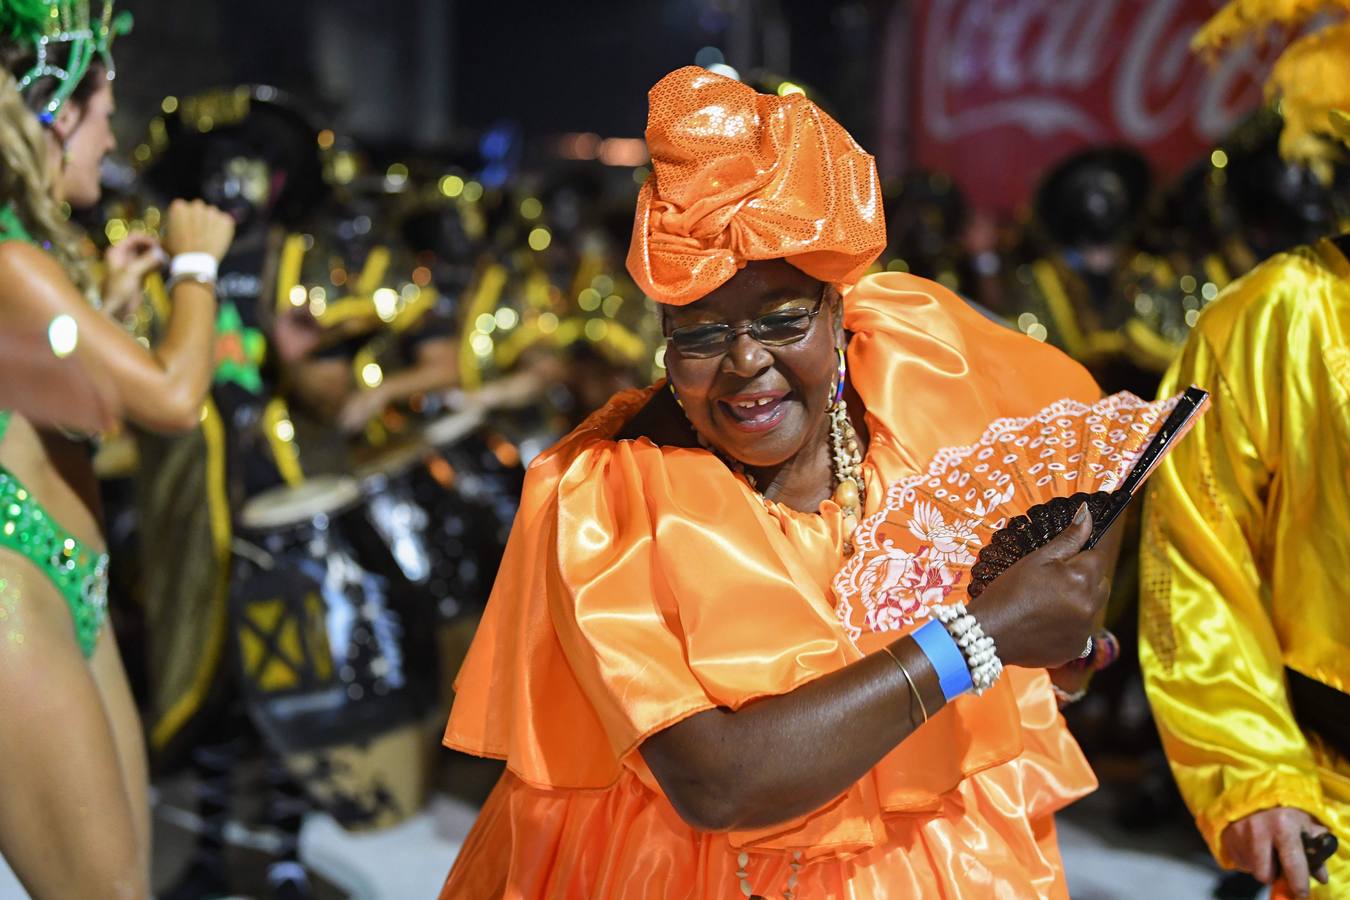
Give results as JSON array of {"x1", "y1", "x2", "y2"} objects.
[{"x1": 832, "y1": 387, "x2": 1208, "y2": 643}]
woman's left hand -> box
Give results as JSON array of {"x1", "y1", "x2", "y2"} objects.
[
  {"x1": 1048, "y1": 628, "x2": 1120, "y2": 705},
  {"x1": 102, "y1": 233, "x2": 165, "y2": 319}
]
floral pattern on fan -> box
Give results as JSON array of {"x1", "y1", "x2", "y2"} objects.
[
  {"x1": 833, "y1": 392, "x2": 1181, "y2": 644},
  {"x1": 855, "y1": 541, "x2": 966, "y2": 633}
]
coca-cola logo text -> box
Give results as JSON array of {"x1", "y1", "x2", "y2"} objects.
[{"x1": 910, "y1": 0, "x2": 1278, "y2": 210}]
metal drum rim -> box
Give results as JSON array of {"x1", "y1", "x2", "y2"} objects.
[
  {"x1": 239, "y1": 475, "x2": 364, "y2": 530},
  {"x1": 423, "y1": 407, "x2": 486, "y2": 449}
]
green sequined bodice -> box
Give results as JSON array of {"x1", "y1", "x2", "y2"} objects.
[{"x1": 0, "y1": 411, "x2": 109, "y2": 657}]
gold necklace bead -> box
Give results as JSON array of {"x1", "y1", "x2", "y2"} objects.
[{"x1": 833, "y1": 477, "x2": 859, "y2": 509}]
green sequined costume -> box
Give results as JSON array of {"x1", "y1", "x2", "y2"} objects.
[{"x1": 0, "y1": 411, "x2": 109, "y2": 656}]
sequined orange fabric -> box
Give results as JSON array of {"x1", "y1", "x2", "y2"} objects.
[
  {"x1": 440, "y1": 273, "x2": 1100, "y2": 898},
  {"x1": 626, "y1": 66, "x2": 886, "y2": 306}
]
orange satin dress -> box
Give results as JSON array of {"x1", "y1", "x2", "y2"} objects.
[{"x1": 441, "y1": 273, "x2": 1100, "y2": 899}]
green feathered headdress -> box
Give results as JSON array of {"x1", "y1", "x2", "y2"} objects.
[{"x1": 0, "y1": 0, "x2": 132, "y2": 123}]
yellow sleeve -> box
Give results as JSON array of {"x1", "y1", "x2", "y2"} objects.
[{"x1": 1139, "y1": 303, "x2": 1326, "y2": 867}]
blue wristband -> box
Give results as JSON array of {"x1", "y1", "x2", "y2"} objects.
[{"x1": 911, "y1": 619, "x2": 973, "y2": 701}]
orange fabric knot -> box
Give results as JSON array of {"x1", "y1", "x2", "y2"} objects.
[{"x1": 627, "y1": 66, "x2": 886, "y2": 306}]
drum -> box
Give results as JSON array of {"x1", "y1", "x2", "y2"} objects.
[
  {"x1": 354, "y1": 440, "x2": 435, "y2": 586},
  {"x1": 350, "y1": 408, "x2": 486, "y2": 595},
  {"x1": 411, "y1": 409, "x2": 523, "y2": 621},
  {"x1": 232, "y1": 476, "x2": 437, "y2": 830}
]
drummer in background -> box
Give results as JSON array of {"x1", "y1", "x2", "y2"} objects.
[
  {"x1": 1204, "y1": 108, "x2": 1350, "y2": 273},
  {"x1": 258, "y1": 139, "x2": 465, "y2": 470},
  {"x1": 1003, "y1": 147, "x2": 1200, "y2": 397},
  {"x1": 326, "y1": 178, "x2": 465, "y2": 439},
  {"x1": 1122, "y1": 109, "x2": 1350, "y2": 402},
  {"x1": 881, "y1": 170, "x2": 1009, "y2": 320},
  {"x1": 454, "y1": 172, "x2": 664, "y2": 451},
  {"x1": 331, "y1": 312, "x2": 459, "y2": 435},
  {"x1": 133, "y1": 85, "x2": 330, "y2": 900}
]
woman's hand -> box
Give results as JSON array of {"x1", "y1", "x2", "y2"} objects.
[
  {"x1": 971, "y1": 504, "x2": 1113, "y2": 669},
  {"x1": 161, "y1": 198, "x2": 235, "y2": 261},
  {"x1": 101, "y1": 233, "x2": 163, "y2": 319},
  {"x1": 1222, "y1": 808, "x2": 1331, "y2": 898},
  {"x1": 337, "y1": 386, "x2": 387, "y2": 433}
]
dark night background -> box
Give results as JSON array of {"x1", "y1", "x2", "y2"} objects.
[{"x1": 112, "y1": 0, "x2": 888, "y2": 164}]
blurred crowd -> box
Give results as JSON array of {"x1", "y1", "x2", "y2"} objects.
[{"x1": 889, "y1": 107, "x2": 1348, "y2": 398}]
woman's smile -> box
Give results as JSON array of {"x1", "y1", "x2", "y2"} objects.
[{"x1": 717, "y1": 389, "x2": 793, "y2": 431}]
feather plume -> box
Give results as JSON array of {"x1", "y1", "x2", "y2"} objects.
[
  {"x1": 1192, "y1": 0, "x2": 1350, "y2": 54},
  {"x1": 1267, "y1": 19, "x2": 1350, "y2": 160},
  {"x1": 0, "y1": 0, "x2": 55, "y2": 43},
  {"x1": 1193, "y1": 1, "x2": 1350, "y2": 162}
]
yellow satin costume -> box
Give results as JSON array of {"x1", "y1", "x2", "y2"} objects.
[
  {"x1": 440, "y1": 272, "x2": 1100, "y2": 899},
  {"x1": 1139, "y1": 239, "x2": 1350, "y2": 895}
]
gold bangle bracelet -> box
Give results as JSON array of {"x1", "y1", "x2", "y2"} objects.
[{"x1": 882, "y1": 644, "x2": 929, "y2": 725}]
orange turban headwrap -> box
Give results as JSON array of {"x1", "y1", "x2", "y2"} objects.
[{"x1": 626, "y1": 66, "x2": 886, "y2": 306}]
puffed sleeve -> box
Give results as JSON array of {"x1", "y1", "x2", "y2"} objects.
[
  {"x1": 550, "y1": 437, "x2": 857, "y2": 764},
  {"x1": 445, "y1": 392, "x2": 856, "y2": 790}
]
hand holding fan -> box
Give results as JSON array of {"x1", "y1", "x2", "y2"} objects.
[{"x1": 832, "y1": 388, "x2": 1208, "y2": 645}]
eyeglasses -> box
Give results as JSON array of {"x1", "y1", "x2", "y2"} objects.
[{"x1": 667, "y1": 288, "x2": 826, "y2": 359}]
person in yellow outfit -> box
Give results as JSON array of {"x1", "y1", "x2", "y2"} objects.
[{"x1": 1140, "y1": 3, "x2": 1350, "y2": 897}]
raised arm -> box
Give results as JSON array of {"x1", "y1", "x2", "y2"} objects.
[
  {"x1": 0, "y1": 329, "x2": 119, "y2": 432},
  {"x1": 0, "y1": 199, "x2": 233, "y2": 433}
]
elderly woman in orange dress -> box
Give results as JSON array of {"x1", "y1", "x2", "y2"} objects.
[{"x1": 440, "y1": 67, "x2": 1121, "y2": 898}]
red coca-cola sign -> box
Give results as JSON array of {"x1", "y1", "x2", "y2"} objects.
[{"x1": 906, "y1": 0, "x2": 1282, "y2": 213}]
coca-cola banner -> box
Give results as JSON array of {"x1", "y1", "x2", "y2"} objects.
[{"x1": 906, "y1": 0, "x2": 1281, "y2": 213}]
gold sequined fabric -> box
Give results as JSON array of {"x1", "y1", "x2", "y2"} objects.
[
  {"x1": 627, "y1": 66, "x2": 885, "y2": 306},
  {"x1": 1139, "y1": 238, "x2": 1350, "y2": 878}
]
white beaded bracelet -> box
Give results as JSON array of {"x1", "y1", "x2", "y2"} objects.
[{"x1": 931, "y1": 602, "x2": 1004, "y2": 695}]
